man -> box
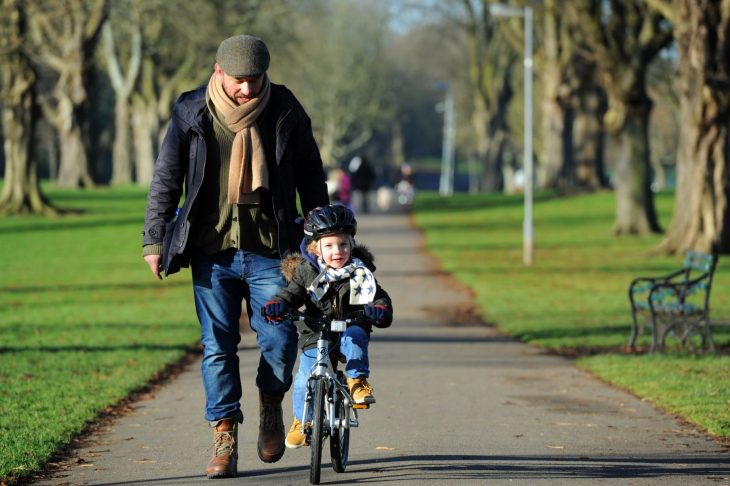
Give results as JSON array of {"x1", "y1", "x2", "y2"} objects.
[{"x1": 142, "y1": 35, "x2": 328, "y2": 478}]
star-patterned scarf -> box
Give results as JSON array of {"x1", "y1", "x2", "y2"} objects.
[{"x1": 307, "y1": 257, "x2": 376, "y2": 305}]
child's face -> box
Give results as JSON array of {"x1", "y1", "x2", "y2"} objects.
[{"x1": 318, "y1": 234, "x2": 352, "y2": 269}]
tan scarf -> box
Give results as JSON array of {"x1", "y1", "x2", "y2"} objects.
[{"x1": 207, "y1": 73, "x2": 271, "y2": 204}]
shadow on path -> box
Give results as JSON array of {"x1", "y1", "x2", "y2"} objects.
[{"x1": 88, "y1": 453, "x2": 730, "y2": 485}]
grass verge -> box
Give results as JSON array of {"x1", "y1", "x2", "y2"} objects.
[
  {"x1": 412, "y1": 190, "x2": 730, "y2": 440},
  {"x1": 0, "y1": 186, "x2": 199, "y2": 484}
]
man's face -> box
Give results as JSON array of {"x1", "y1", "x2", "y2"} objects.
[{"x1": 214, "y1": 64, "x2": 264, "y2": 105}]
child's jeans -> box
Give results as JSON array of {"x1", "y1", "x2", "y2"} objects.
[{"x1": 291, "y1": 325, "x2": 370, "y2": 422}]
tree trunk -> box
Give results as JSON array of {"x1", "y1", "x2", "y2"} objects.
[
  {"x1": 130, "y1": 95, "x2": 157, "y2": 187},
  {"x1": 573, "y1": 86, "x2": 609, "y2": 189},
  {"x1": 390, "y1": 121, "x2": 406, "y2": 172},
  {"x1": 471, "y1": 59, "x2": 514, "y2": 193},
  {"x1": 0, "y1": 0, "x2": 57, "y2": 215},
  {"x1": 612, "y1": 98, "x2": 661, "y2": 234},
  {"x1": 52, "y1": 91, "x2": 95, "y2": 188},
  {"x1": 111, "y1": 95, "x2": 132, "y2": 184},
  {"x1": 659, "y1": 0, "x2": 730, "y2": 254},
  {"x1": 480, "y1": 128, "x2": 507, "y2": 192},
  {"x1": 539, "y1": 94, "x2": 568, "y2": 189},
  {"x1": 0, "y1": 79, "x2": 57, "y2": 215}
]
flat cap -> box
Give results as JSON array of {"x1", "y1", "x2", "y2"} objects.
[{"x1": 216, "y1": 35, "x2": 270, "y2": 77}]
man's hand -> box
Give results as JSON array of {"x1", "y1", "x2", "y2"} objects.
[{"x1": 144, "y1": 254, "x2": 163, "y2": 280}]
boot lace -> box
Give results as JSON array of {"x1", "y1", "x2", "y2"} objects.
[
  {"x1": 351, "y1": 379, "x2": 373, "y2": 395},
  {"x1": 289, "y1": 418, "x2": 302, "y2": 433},
  {"x1": 214, "y1": 430, "x2": 236, "y2": 457}
]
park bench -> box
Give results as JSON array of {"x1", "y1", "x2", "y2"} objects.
[{"x1": 628, "y1": 251, "x2": 717, "y2": 353}]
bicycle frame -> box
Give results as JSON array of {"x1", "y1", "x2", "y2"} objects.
[{"x1": 300, "y1": 331, "x2": 358, "y2": 436}]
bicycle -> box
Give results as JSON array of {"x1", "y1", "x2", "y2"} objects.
[{"x1": 264, "y1": 309, "x2": 372, "y2": 484}]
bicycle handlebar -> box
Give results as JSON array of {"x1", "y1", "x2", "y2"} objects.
[{"x1": 260, "y1": 307, "x2": 374, "y2": 330}]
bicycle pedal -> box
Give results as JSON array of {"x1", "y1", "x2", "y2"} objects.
[{"x1": 353, "y1": 403, "x2": 369, "y2": 409}]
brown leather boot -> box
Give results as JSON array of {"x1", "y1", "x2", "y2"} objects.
[
  {"x1": 257, "y1": 391, "x2": 285, "y2": 463},
  {"x1": 206, "y1": 418, "x2": 238, "y2": 478}
]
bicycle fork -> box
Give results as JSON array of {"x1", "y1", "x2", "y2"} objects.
[{"x1": 301, "y1": 337, "x2": 359, "y2": 435}]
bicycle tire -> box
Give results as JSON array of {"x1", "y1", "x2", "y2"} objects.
[
  {"x1": 330, "y1": 376, "x2": 350, "y2": 473},
  {"x1": 310, "y1": 378, "x2": 327, "y2": 484}
]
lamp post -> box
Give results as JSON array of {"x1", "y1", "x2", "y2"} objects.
[
  {"x1": 435, "y1": 82, "x2": 455, "y2": 196},
  {"x1": 489, "y1": 3, "x2": 534, "y2": 265}
]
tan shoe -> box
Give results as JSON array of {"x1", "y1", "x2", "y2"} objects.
[
  {"x1": 257, "y1": 391, "x2": 286, "y2": 463},
  {"x1": 206, "y1": 418, "x2": 238, "y2": 478},
  {"x1": 285, "y1": 418, "x2": 310, "y2": 449},
  {"x1": 347, "y1": 377, "x2": 376, "y2": 404}
]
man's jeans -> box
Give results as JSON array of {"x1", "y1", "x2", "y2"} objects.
[
  {"x1": 291, "y1": 325, "x2": 369, "y2": 422},
  {"x1": 191, "y1": 249, "x2": 298, "y2": 423}
]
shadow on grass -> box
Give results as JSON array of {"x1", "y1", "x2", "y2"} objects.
[
  {"x1": 0, "y1": 215, "x2": 144, "y2": 235},
  {"x1": 49, "y1": 189, "x2": 147, "y2": 203},
  {"x1": 518, "y1": 324, "x2": 631, "y2": 341},
  {"x1": 2, "y1": 280, "x2": 188, "y2": 294},
  {"x1": 415, "y1": 191, "x2": 557, "y2": 212},
  {"x1": 0, "y1": 343, "x2": 200, "y2": 354}
]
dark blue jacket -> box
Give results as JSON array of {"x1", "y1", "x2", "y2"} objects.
[{"x1": 142, "y1": 82, "x2": 329, "y2": 275}]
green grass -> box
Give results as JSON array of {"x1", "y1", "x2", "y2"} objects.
[
  {"x1": 412, "y1": 189, "x2": 730, "y2": 440},
  {"x1": 0, "y1": 186, "x2": 199, "y2": 483}
]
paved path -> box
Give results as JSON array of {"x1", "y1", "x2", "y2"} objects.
[{"x1": 38, "y1": 212, "x2": 729, "y2": 485}]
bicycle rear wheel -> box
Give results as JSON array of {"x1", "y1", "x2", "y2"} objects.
[
  {"x1": 330, "y1": 378, "x2": 350, "y2": 473},
  {"x1": 310, "y1": 378, "x2": 327, "y2": 484}
]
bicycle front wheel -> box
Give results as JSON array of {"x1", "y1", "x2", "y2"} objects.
[
  {"x1": 330, "y1": 380, "x2": 350, "y2": 473},
  {"x1": 310, "y1": 378, "x2": 327, "y2": 484}
]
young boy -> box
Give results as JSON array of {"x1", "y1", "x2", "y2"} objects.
[{"x1": 263, "y1": 204, "x2": 393, "y2": 448}]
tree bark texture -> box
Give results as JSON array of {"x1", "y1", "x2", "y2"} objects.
[
  {"x1": 573, "y1": 86, "x2": 609, "y2": 189},
  {"x1": 0, "y1": 0, "x2": 57, "y2": 215},
  {"x1": 659, "y1": 0, "x2": 730, "y2": 254},
  {"x1": 26, "y1": 0, "x2": 107, "y2": 188},
  {"x1": 612, "y1": 99, "x2": 661, "y2": 234},
  {"x1": 130, "y1": 94, "x2": 156, "y2": 187}
]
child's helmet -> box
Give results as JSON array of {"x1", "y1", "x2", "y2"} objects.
[{"x1": 304, "y1": 204, "x2": 357, "y2": 239}]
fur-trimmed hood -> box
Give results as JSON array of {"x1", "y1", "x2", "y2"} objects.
[{"x1": 280, "y1": 244, "x2": 376, "y2": 282}]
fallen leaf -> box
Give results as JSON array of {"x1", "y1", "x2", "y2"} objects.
[{"x1": 375, "y1": 446, "x2": 395, "y2": 451}]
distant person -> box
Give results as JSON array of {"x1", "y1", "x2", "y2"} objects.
[
  {"x1": 262, "y1": 204, "x2": 393, "y2": 448},
  {"x1": 141, "y1": 34, "x2": 329, "y2": 478},
  {"x1": 348, "y1": 155, "x2": 376, "y2": 213},
  {"x1": 329, "y1": 167, "x2": 352, "y2": 209}
]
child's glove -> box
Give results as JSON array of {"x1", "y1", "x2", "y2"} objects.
[
  {"x1": 364, "y1": 304, "x2": 391, "y2": 328},
  {"x1": 263, "y1": 300, "x2": 286, "y2": 322}
]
